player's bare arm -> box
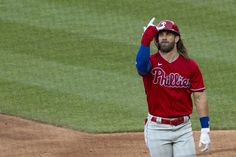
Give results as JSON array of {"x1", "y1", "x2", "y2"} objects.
[
  {"x1": 193, "y1": 91, "x2": 211, "y2": 152},
  {"x1": 193, "y1": 91, "x2": 209, "y2": 117}
]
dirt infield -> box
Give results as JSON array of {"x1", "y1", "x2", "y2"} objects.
[{"x1": 0, "y1": 114, "x2": 235, "y2": 157}]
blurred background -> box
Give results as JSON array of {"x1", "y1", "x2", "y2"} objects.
[{"x1": 0, "y1": 0, "x2": 235, "y2": 132}]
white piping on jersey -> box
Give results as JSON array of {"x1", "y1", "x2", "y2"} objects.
[{"x1": 190, "y1": 87, "x2": 205, "y2": 92}]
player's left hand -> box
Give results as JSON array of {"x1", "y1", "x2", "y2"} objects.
[{"x1": 199, "y1": 128, "x2": 211, "y2": 152}]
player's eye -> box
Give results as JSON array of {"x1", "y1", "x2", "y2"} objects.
[
  {"x1": 159, "y1": 31, "x2": 166, "y2": 37},
  {"x1": 159, "y1": 32, "x2": 164, "y2": 36}
]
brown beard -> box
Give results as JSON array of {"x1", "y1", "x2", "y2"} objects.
[{"x1": 159, "y1": 41, "x2": 175, "y2": 53}]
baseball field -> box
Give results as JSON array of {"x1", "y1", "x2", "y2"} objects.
[{"x1": 0, "y1": 0, "x2": 235, "y2": 156}]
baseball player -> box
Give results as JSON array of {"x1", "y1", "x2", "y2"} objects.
[{"x1": 135, "y1": 18, "x2": 210, "y2": 157}]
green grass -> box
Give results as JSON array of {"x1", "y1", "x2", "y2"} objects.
[{"x1": 0, "y1": 0, "x2": 235, "y2": 132}]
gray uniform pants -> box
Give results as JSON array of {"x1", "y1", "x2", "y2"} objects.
[{"x1": 144, "y1": 114, "x2": 196, "y2": 157}]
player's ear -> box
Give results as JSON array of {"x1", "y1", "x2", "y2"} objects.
[
  {"x1": 175, "y1": 35, "x2": 180, "y2": 44},
  {"x1": 154, "y1": 35, "x2": 159, "y2": 49}
]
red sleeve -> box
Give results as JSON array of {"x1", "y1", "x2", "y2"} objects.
[{"x1": 190, "y1": 60, "x2": 205, "y2": 92}]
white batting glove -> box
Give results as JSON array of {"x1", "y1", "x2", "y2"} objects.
[
  {"x1": 143, "y1": 17, "x2": 166, "y2": 32},
  {"x1": 199, "y1": 128, "x2": 211, "y2": 152},
  {"x1": 143, "y1": 17, "x2": 156, "y2": 32}
]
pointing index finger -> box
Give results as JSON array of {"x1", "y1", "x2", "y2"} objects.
[{"x1": 148, "y1": 17, "x2": 155, "y2": 26}]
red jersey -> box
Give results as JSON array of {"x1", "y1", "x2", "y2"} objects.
[{"x1": 142, "y1": 52, "x2": 205, "y2": 118}]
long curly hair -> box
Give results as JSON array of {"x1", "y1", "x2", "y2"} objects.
[{"x1": 176, "y1": 38, "x2": 189, "y2": 59}]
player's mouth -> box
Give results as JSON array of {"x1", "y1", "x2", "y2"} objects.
[
  {"x1": 160, "y1": 41, "x2": 170, "y2": 47},
  {"x1": 160, "y1": 41, "x2": 169, "y2": 44}
]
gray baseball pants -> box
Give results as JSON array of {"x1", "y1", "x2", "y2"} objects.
[{"x1": 144, "y1": 114, "x2": 196, "y2": 157}]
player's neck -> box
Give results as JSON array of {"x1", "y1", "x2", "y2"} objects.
[{"x1": 160, "y1": 49, "x2": 179, "y2": 63}]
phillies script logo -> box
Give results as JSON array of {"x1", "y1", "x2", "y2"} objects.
[{"x1": 151, "y1": 67, "x2": 190, "y2": 88}]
